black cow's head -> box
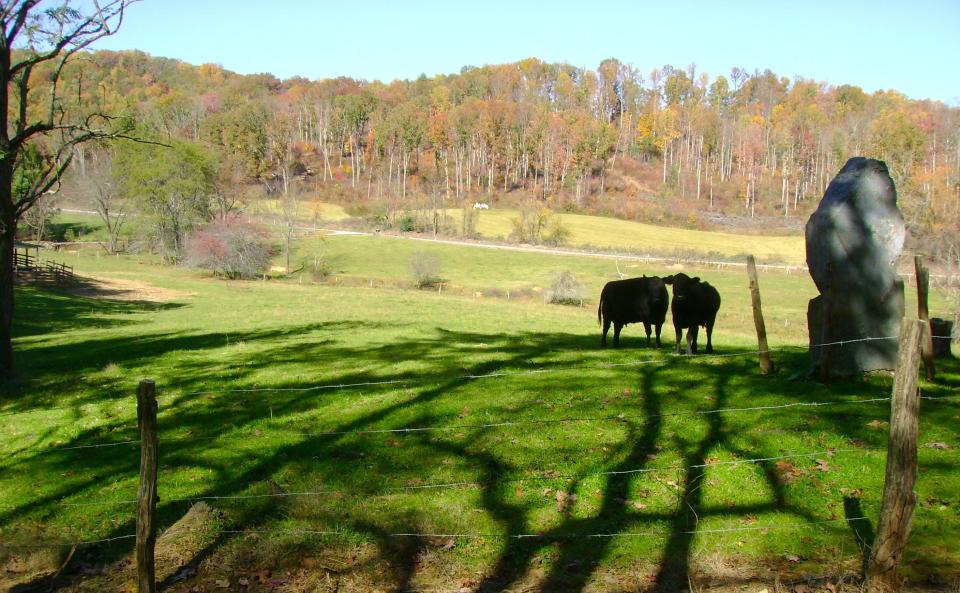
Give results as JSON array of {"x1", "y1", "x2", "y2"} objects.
[{"x1": 663, "y1": 273, "x2": 700, "y2": 300}]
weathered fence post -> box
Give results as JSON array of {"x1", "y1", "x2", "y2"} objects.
[
  {"x1": 136, "y1": 380, "x2": 158, "y2": 593},
  {"x1": 913, "y1": 256, "x2": 935, "y2": 380},
  {"x1": 746, "y1": 255, "x2": 774, "y2": 375},
  {"x1": 865, "y1": 319, "x2": 923, "y2": 593}
]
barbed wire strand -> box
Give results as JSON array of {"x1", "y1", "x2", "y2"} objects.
[
  {"x1": 21, "y1": 393, "x2": 899, "y2": 455},
  {"x1": 6, "y1": 332, "x2": 954, "y2": 420},
  {"x1": 0, "y1": 533, "x2": 135, "y2": 550},
  {"x1": 45, "y1": 446, "x2": 873, "y2": 509},
  {"x1": 7, "y1": 334, "x2": 957, "y2": 458},
  {"x1": 164, "y1": 335, "x2": 904, "y2": 398},
  {"x1": 0, "y1": 515, "x2": 872, "y2": 549}
]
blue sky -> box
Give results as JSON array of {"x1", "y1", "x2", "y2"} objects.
[{"x1": 92, "y1": 0, "x2": 960, "y2": 104}]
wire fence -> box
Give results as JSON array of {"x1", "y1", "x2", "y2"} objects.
[
  {"x1": 34, "y1": 446, "x2": 876, "y2": 510},
  {"x1": 0, "y1": 334, "x2": 955, "y2": 422},
  {"x1": 2, "y1": 334, "x2": 957, "y2": 460},
  {"x1": 0, "y1": 330, "x2": 954, "y2": 569},
  {"x1": 8, "y1": 393, "x2": 900, "y2": 456},
  {"x1": 0, "y1": 515, "x2": 880, "y2": 550}
]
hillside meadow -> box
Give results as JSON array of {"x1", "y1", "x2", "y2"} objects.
[
  {"x1": 0, "y1": 230, "x2": 957, "y2": 592},
  {"x1": 245, "y1": 200, "x2": 808, "y2": 265}
]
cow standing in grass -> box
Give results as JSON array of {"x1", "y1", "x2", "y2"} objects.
[
  {"x1": 598, "y1": 276, "x2": 669, "y2": 347},
  {"x1": 663, "y1": 273, "x2": 721, "y2": 354}
]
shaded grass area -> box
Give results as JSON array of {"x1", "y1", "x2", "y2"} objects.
[{"x1": 1, "y1": 249, "x2": 958, "y2": 591}]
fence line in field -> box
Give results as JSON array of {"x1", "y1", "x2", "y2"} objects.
[
  {"x1": 219, "y1": 515, "x2": 872, "y2": 540},
  {"x1": 16, "y1": 393, "x2": 902, "y2": 456},
  {"x1": 0, "y1": 533, "x2": 136, "y2": 549},
  {"x1": 4, "y1": 333, "x2": 956, "y2": 421},
  {"x1": 18, "y1": 390, "x2": 958, "y2": 458},
  {"x1": 38, "y1": 446, "x2": 876, "y2": 510},
  {"x1": 0, "y1": 515, "x2": 877, "y2": 550},
  {"x1": 168, "y1": 335, "x2": 910, "y2": 399}
]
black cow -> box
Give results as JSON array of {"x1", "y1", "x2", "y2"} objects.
[
  {"x1": 598, "y1": 276, "x2": 669, "y2": 347},
  {"x1": 663, "y1": 273, "x2": 721, "y2": 354}
]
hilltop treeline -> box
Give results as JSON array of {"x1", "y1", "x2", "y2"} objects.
[{"x1": 33, "y1": 51, "x2": 960, "y2": 257}]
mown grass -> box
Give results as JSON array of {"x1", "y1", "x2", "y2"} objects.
[
  {"x1": 1, "y1": 231, "x2": 957, "y2": 590},
  {"x1": 444, "y1": 208, "x2": 807, "y2": 265},
  {"x1": 246, "y1": 199, "x2": 351, "y2": 222}
]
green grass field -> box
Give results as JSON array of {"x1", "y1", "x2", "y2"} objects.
[{"x1": 1, "y1": 227, "x2": 957, "y2": 591}]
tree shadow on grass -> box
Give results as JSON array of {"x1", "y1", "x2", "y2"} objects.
[
  {"x1": 10, "y1": 284, "x2": 185, "y2": 340},
  {"x1": 2, "y1": 303, "x2": 958, "y2": 590}
]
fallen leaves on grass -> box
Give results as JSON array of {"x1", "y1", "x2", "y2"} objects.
[
  {"x1": 775, "y1": 460, "x2": 805, "y2": 484},
  {"x1": 555, "y1": 490, "x2": 577, "y2": 513}
]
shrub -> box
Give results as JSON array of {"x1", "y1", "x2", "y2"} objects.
[
  {"x1": 410, "y1": 251, "x2": 443, "y2": 288},
  {"x1": 547, "y1": 270, "x2": 584, "y2": 305},
  {"x1": 397, "y1": 212, "x2": 417, "y2": 232},
  {"x1": 184, "y1": 217, "x2": 272, "y2": 279},
  {"x1": 510, "y1": 200, "x2": 569, "y2": 246},
  {"x1": 461, "y1": 205, "x2": 479, "y2": 238},
  {"x1": 542, "y1": 217, "x2": 570, "y2": 246},
  {"x1": 303, "y1": 250, "x2": 334, "y2": 281}
]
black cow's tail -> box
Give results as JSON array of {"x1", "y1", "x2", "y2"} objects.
[{"x1": 597, "y1": 298, "x2": 603, "y2": 326}]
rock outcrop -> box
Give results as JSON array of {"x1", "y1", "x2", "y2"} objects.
[{"x1": 805, "y1": 157, "x2": 905, "y2": 375}]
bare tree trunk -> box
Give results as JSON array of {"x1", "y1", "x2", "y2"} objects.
[
  {"x1": 696, "y1": 135, "x2": 702, "y2": 201},
  {"x1": 402, "y1": 151, "x2": 409, "y2": 200},
  {"x1": 0, "y1": 178, "x2": 16, "y2": 380},
  {"x1": 662, "y1": 146, "x2": 667, "y2": 184},
  {"x1": 444, "y1": 151, "x2": 451, "y2": 202}
]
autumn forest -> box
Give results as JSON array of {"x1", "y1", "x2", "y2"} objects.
[{"x1": 27, "y1": 51, "x2": 960, "y2": 260}]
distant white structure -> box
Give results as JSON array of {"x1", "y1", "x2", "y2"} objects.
[{"x1": 473, "y1": 202, "x2": 489, "y2": 210}]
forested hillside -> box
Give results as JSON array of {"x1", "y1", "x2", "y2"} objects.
[{"x1": 24, "y1": 50, "x2": 960, "y2": 259}]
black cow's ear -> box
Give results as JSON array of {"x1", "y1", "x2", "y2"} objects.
[
  {"x1": 693, "y1": 277, "x2": 700, "y2": 283},
  {"x1": 663, "y1": 275, "x2": 674, "y2": 284}
]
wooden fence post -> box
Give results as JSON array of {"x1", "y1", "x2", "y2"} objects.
[
  {"x1": 136, "y1": 380, "x2": 158, "y2": 593},
  {"x1": 746, "y1": 255, "x2": 774, "y2": 375},
  {"x1": 865, "y1": 319, "x2": 923, "y2": 593},
  {"x1": 914, "y1": 256, "x2": 935, "y2": 381}
]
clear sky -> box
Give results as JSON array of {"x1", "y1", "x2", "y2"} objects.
[{"x1": 91, "y1": 0, "x2": 960, "y2": 104}]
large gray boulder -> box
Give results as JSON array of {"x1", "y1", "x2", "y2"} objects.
[{"x1": 806, "y1": 157, "x2": 905, "y2": 376}]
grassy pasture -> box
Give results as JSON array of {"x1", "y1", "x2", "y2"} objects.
[
  {"x1": 1, "y1": 231, "x2": 957, "y2": 591},
  {"x1": 247, "y1": 199, "x2": 352, "y2": 222},
  {"x1": 444, "y1": 208, "x2": 807, "y2": 265}
]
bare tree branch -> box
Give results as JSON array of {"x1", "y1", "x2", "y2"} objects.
[
  {"x1": 9, "y1": 1, "x2": 133, "y2": 78},
  {"x1": 2, "y1": 1, "x2": 38, "y2": 48}
]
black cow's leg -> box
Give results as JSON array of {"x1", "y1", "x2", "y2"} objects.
[
  {"x1": 601, "y1": 318, "x2": 611, "y2": 347},
  {"x1": 687, "y1": 326, "x2": 699, "y2": 355},
  {"x1": 705, "y1": 320, "x2": 714, "y2": 353},
  {"x1": 613, "y1": 322, "x2": 623, "y2": 347},
  {"x1": 643, "y1": 321, "x2": 652, "y2": 345},
  {"x1": 673, "y1": 324, "x2": 683, "y2": 354},
  {"x1": 654, "y1": 323, "x2": 663, "y2": 347}
]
